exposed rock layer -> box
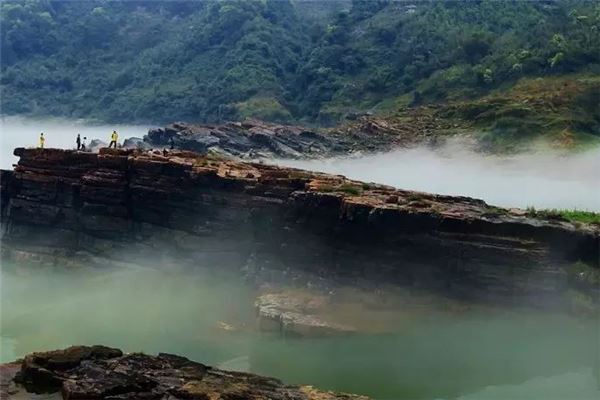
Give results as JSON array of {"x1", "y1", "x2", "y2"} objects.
[
  {"x1": 256, "y1": 292, "x2": 357, "y2": 337},
  {"x1": 4, "y1": 346, "x2": 368, "y2": 399},
  {"x1": 142, "y1": 117, "x2": 436, "y2": 159},
  {"x1": 1, "y1": 148, "x2": 598, "y2": 307}
]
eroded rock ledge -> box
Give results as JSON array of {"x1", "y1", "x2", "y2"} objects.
[
  {"x1": 1, "y1": 148, "x2": 598, "y2": 307},
  {"x1": 140, "y1": 117, "x2": 437, "y2": 159},
  {"x1": 1, "y1": 346, "x2": 368, "y2": 399}
]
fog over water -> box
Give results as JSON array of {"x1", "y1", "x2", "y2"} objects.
[
  {"x1": 0, "y1": 116, "x2": 150, "y2": 169},
  {"x1": 1, "y1": 263, "x2": 598, "y2": 400},
  {"x1": 277, "y1": 140, "x2": 600, "y2": 212},
  {"x1": 2, "y1": 117, "x2": 598, "y2": 212},
  {"x1": 1, "y1": 117, "x2": 600, "y2": 398}
]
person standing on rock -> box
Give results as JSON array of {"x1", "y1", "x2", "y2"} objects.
[
  {"x1": 109, "y1": 130, "x2": 118, "y2": 148},
  {"x1": 81, "y1": 137, "x2": 87, "y2": 151},
  {"x1": 76, "y1": 134, "x2": 81, "y2": 150},
  {"x1": 39, "y1": 133, "x2": 45, "y2": 149}
]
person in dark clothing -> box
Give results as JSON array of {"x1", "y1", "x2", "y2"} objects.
[
  {"x1": 81, "y1": 137, "x2": 87, "y2": 151},
  {"x1": 76, "y1": 134, "x2": 81, "y2": 150}
]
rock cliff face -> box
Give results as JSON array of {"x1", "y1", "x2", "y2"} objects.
[
  {"x1": 2, "y1": 346, "x2": 368, "y2": 399},
  {"x1": 1, "y1": 148, "x2": 598, "y2": 307}
]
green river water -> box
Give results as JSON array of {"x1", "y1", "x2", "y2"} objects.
[{"x1": 1, "y1": 262, "x2": 599, "y2": 400}]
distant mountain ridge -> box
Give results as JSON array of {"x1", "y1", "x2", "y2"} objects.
[{"x1": 1, "y1": 0, "x2": 598, "y2": 135}]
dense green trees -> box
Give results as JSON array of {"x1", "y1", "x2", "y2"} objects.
[{"x1": 1, "y1": 0, "x2": 598, "y2": 125}]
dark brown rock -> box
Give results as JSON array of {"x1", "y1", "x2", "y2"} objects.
[
  {"x1": 16, "y1": 346, "x2": 123, "y2": 394},
  {"x1": 143, "y1": 117, "x2": 411, "y2": 159},
  {"x1": 1, "y1": 148, "x2": 598, "y2": 308},
  {"x1": 7, "y1": 347, "x2": 369, "y2": 400},
  {"x1": 143, "y1": 112, "x2": 458, "y2": 160}
]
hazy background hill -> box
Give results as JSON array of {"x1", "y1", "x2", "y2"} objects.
[{"x1": 1, "y1": 0, "x2": 598, "y2": 129}]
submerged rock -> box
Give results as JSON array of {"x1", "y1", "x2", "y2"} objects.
[
  {"x1": 6, "y1": 346, "x2": 370, "y2": 399},
  {"x1": 256, "y1": 292, "x2": 356, "y2": 337}
]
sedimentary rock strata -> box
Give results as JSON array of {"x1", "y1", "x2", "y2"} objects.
[
  {"x1": 4, "y1": 346, "x2": 368, "y2": 399},
  {"x1": 1, "y1": 148, "x2": 598, "y2": 307},
  {"x1": 142, "y1": 117, "x2": 434, "y2": 159}
]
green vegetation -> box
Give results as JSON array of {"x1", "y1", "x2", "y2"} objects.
[
  {"x1": 1, "y1": 0, "x2": 599, "y2": 133},
  {"x1": 317, "y1": 184, "x2": 336, "y2": 193},
  {"x1": 526, "y1": 206, "x2": 600, "y2": 225},
  {"x1": 315, "y1": 182, "x2": 363, "y2": 196},
  {"x1": 484, "y1": 206, "x2": 509, "y2": 217},
  {"x1": 337, "y1": 183, "x2": 363, "y2": 196},
  {"x1": 438, "y1": 74, "x2": 600, "y2": 150},
  {"x1": 556, "y1": 209, "x2": 600, "y2": 225}
]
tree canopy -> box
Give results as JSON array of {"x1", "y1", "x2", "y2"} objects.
[{"x1": 1, "y1": 0, "x2": 598, "y2": 125}]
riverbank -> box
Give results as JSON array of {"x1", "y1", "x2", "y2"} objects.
[
  {"x1": 1, "y1": 147, "x2": 598, "y2": 308},
  {"x1": 1, "y1": 147, "x2": 599, "y2": 399}
]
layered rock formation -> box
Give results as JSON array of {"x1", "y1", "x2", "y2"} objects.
[
  {"x1": 1, "y1": 148, "x2": 598, "y2": 307},
  {"x1": 2, "y1": 346, "x2": 368, "y2": 399},
  {"x1": 141, "y1": 117, "x2": 438, "y2": 159}
]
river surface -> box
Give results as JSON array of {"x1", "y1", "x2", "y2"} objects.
[
  {"x1": 1, "y1": 263, "x2": 599, "y2": 400},
  {"x1": 1, "y1": 117, "x2": 600, "y2": 399}
]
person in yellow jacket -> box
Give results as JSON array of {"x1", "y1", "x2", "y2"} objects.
[
  {"x1": 39, "y1": 132, "x2": 45, "y2": 149},
  {"x1": 109, "y1": 130, "x2": 118, "y2": 148}
]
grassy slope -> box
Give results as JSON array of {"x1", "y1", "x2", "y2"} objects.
[
  {"x1": 357, "y1": 74, "x2": 600, "y2": 152},
  {"x1": 526, "y1": 207, "x2": 600, "y2": 226},
  {"x1": 437, "y1": 74, "x2": 600, "y2": 151}
]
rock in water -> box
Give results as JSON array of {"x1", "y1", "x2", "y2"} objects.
[
  {"x1": 256, "y1": 292, "x2": 356, "y2": 337},
  {"x1": 6, "y1": 346, "x2": 370, "y2": 400}
]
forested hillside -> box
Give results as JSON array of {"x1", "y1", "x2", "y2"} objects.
[{"x1": 1, "y1": 0, "x2": 598, "y2": 127}]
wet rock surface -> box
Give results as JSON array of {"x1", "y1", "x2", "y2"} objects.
[
  {"x1": 256, "y1": 292, "x2": 356, "y2": 337},
  {"x1": 6, "y1": 346, "x2": 369, "y2": 399},
  {"x1": 1, "y1": 148, "x2": 598, "y2": 307}
]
